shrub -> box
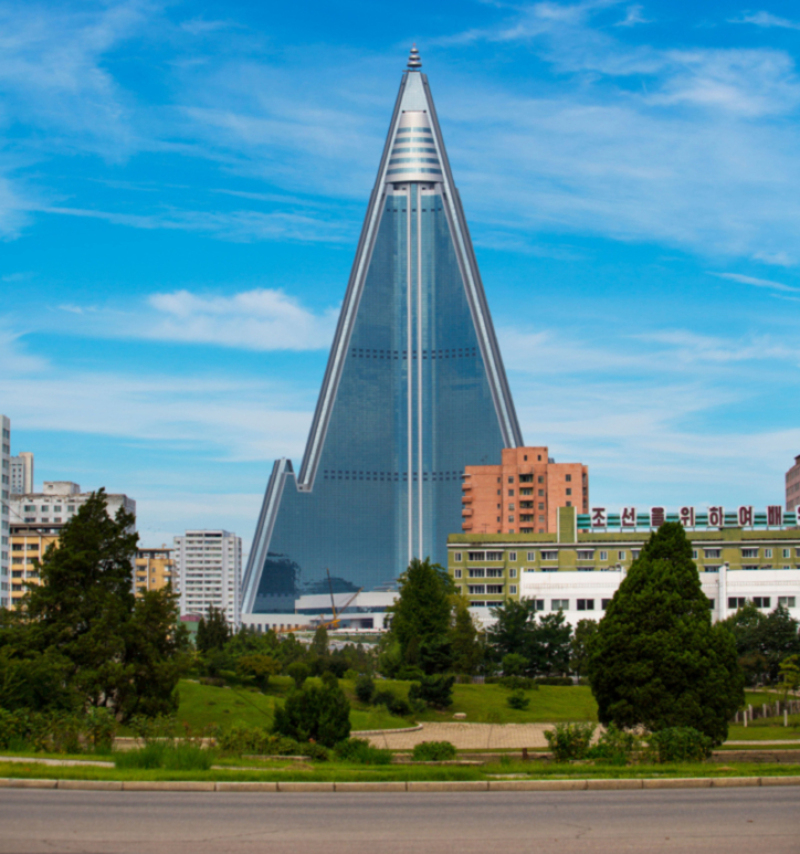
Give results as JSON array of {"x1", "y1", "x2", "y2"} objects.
[
  {"x1": 355, "y1": 674, "x2": 375, "y2": 705},
  {"x1": 585, "y1": 725, "x2": 639, "y2": 765},
  {"x1": 645, "y1": 727, "x2": 713, "y2": 763},
  {"x1": 114, "y1": 743, "x2": 214, "y2": 770},
  {"x1": 408, "y1": 674, "x2": 455, "y2": 710},
  {"x1": 502, "y1": 653, "x2": 529, "y2": 676},
  {"x1": 286, "y1": 661, "x2": 310, "y2": 689},
  {"x1": 335, "y1": 737, "x2": 392, "y2": 765},
  {"x1": 372, "y1": 690, "x2": 412, "y2": 717},
  {"x1": 506, "y1": 690, "x2": 530, "y2": 710},
  {"x1": 199, "y1": 676, "x2": 225, "y2": 688},
  {"x1": 84, "y1": 707, "x2": 117, "y2": 751},
  {"x1": 412, "y1": 740, "x2": 457, "y2": 761},
  {"x1": 544, "y1": 722, "x2": 596, "y2": 762},
  {"x1": 534, "y1": 676, "x2": 573, "y2": 686},
  {"x1": 272, "y1": 681, "x2": 351, "y2": 748}
]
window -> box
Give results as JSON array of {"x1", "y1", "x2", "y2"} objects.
[
  {"x1": 520, "y1": 488, "x2": 532, "y2": 496},
  {"x1": 508, "y1": 516, "x2": 514, "y2": 523},
  {"x1": 468, "y1": 585, "x2": 486, "y2": 595},
  {"x1": 782, "y1": 549, "x2": 790, "y2": 559},
  {"x1": 527, "y1": 551, "x2": 536, "y2": 561},
  {"x1": 599, "y1": 551, "x2": 608, "y2": 561},
  {"x1": 486, "y1": 551, "x2": 503, "y2": 561},
  {"x1": 509, "y1": 551, "x2": 517, "y2": 561},
  {"x1": 601, "y1": 598, "x2": 611, "y2": 610},
  {"x1": 577, "y1": 550, "x2": 594, "y2": 560},
  {"x1": 538, "y1": 476, "x2": 544, "y2": 483},
  {"x1": 538, "y1": 489, "x2": 544, "y2": 496},
  {"x1": 468, "y1": 568, "x2": 485, "y2": 578},
  {"x1": 541, "y1": 550, "x2": 558, "y2": 560},
  {"x1": 508, "y1": 477, "x2": 514, "y2": 484},
  {"x1": 24, "y1": 505, "x2": 34, "y2": 512},
  {"x1": 708, "y1": 600, "x2": 715, "y2": 609},
  {"x1": 618, "y1": 551, "x2": 625, "y2": 560},
  {"x1": 551, "y1": 599, "x2": 569, "y2": 611},
  {"x1": 764, "y1": 548, "x2": 773, "y2": 559},
  {"x1": 534, "y1": 599, "x2": 544, "y2": 611},
  {"x1": 509, "y1": 585, "x2": 517, "y2": 595},
  {"x1": 486, "y1": 584, "x2": 504, "y2": 594},
  {"x1": 566, "y1": 474, "x2": 572, "y2": 482},
  {"x1": 454, "y1": 569, "x2": 462, "y2": 579},
  {"x1": 470, "y1": 601, "x2": 486, "y2": 608},
  {"x1": 486, "y1": 568, "x2": 503, "y2": 578},
  {"x1": 728, "y1": 597, "x2": 746, "y2": 609},
  {"x1": 454, "y1": 552, "x2": 462, "y2": 562},
  {"x1": 508, "y1": 489, "x2": 514, "y2": 497},
  {"x1": 508, "y1": 504, "x2": 515, "y2": 511},
  {"x1": 538, "y1": 503, "x2": 544, "y2": 510},
  {"x1": 778, "y1": 596, "x2": 796, "y2": 608},
  {"x1": 519, "y1": 475, "x2": 533, "y2": 483},
  {"x1": 566, "y1": 488, "x2": 572, "y2": 496},
  {"x1": 741, "y1": 548, "x2": 758, "y2": 558},
  {"x1": 704, "y1": 549, "x2": 721, "y2": 559},
  {"x1": 467, "y1": 552, "x2": 485, "y2": 561},
  {"x1": 577, "y1": 599, "x2": 595, "y2": 611},
  {"x1": 753, "y1": 597, "x2": 771, "y2": 609},
  {"x1": 509, "y1": 568, "x2": 517, "y2": 578}
]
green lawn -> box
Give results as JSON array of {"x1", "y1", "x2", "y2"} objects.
[
  {"x1": 161, "y1": 679, "x2": 410, "y2": 735},
  {"x1": 375, "y1": 680, "x2": 599, "y2": 724}
]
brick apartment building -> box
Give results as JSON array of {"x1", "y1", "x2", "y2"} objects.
[
  {"x1": 787, "y1": 455, "x2": 800, "y2": 513},
  {"x1": 461, "y1": 446, "x2": 588, "y2": 535}
]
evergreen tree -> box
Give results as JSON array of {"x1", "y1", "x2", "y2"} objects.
[
  {"x1": 570, "y1": 619, "x2": 599, "y2": 677},
  {"x1": 449, "y1": 598, "x2": 483, "y2": 676},
  {"x1": 272, "y1": 675, "x2": 351, "y2": 747},
  {"x1": 385, "y1": 558, "x2": 454, "y2": 673},
  {"x1": 587, "y1": 523, "x2": 744, "y2": 745},
  {"x1": 195, "y1": 605, "x2": 230, "y2": 654},
  {"x1": 528, "y1": 612, "x2": 572, "y2": 675},
  {"x1": 486, "y1": 599, "x2": 537, "y2": 663}
]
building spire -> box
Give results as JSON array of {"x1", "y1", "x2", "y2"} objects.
[{"x1": 407, "y1": 44, "x2": 422, "y2": 70}]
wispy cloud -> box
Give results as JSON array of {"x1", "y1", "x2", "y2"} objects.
[
  {"x1": 711, "y1": 271, "x2": 800, "y2": 293},
  {"x1": 731, "y1": 11, "x2": 800, "y2": 31}
]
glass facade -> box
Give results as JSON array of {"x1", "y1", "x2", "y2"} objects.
[{"x1": 243, "y1": 65, "x2": 522, "y2": 615}]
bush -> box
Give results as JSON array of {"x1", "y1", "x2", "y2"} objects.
[
  {"x1": 585, "y1": 725, "x2": 639, "y2": 766},
  {"x1": 334, "y1": 737, "x2": 392, "y2": 765},
  {"x1": 506, "y1": 690, "x2": 530, "y2": 710},
  {"x1": 534, "y1": 676, "x2": 573, "y2": 686},
  {"x1": 114, "y1": 743, "x2": 214, "y2": 771},
  {"x1": 214, "y1": 725, "x2": 329, "y2": 760},
  {"x1": 372, "y1": 690, "x2": 412, "y2": 717},
  {"x1": 412, "y1": 740, "x2": 457, "y2": 761},
  {"x1": 286, "y1": 661, "x2": 310, "y2": 689},
  {"x1": 199, "y1": 676, "x2": 225, "y2": 688},
  {"x1": 0, "y1": 708, "x2": 118, "y2": 754},
  {"x1": 355, "y1": 674, "x2": 375, "y2": 705},
  {"x1": 408, "y1": 674, "x2": 455, "y2": 710},
  {"x1": 272, "y1": 681, "x2": 351, "y2": 748},
  {"x1": 544, "y1": 722, "x2": 596, "y2": 762},
  {"x1": 645, "y1": 727, "x2": 713, "y2": 763}
]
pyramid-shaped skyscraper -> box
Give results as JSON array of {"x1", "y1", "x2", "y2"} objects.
[{"x1": 242, "y1": 48, "x2": 522, "y2": 617}]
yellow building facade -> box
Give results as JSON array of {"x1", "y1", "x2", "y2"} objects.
[{"x1": 134, "y1": 547, "x2": 174, "y2": 596}]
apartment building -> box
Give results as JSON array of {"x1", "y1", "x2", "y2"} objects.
[
  {"x1": 134, "y1": 546, "x2": 175, "y2": 597},
  {"x1": 10, "y1": 452, "x2": 33, "y2": 496},
  {"x1": 173, "y1": 530, "x2": 242, "y2": 628},
  {"x1": 0, "y1": 416, "x2": 9, "y2": 608},
  {"x1": 461, "y1": 446, "x2": 589, "y2": 535}
]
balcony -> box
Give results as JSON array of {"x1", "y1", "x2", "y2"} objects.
[{"x1": 462, "y1": 508, "x2": 473, "y2": 517}]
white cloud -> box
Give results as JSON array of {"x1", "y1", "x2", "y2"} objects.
[
  {"x1": 615, "y1": 4, "x2": 650, "y2": 27},
  {"x1": 732, "y1": 11, "x2": 800, "y2": 31},
  {"x1": 711, "y1": 271, "x2": 800, "y2": 293},
  {"x1": 146, "y1": 289, "x2": 338, "y2": 351}
]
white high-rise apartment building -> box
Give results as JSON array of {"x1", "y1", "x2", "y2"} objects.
[
  {"x1": 10, "y1": 452, "x2": 33, "y2": 495},
  {"x1": 173, "y1": 530, "x2": 242, "y2": 628},
  {"x1": 1, "y1": 415, "x2": 10, "y2": 608}
]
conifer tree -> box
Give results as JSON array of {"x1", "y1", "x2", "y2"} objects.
[{"x1": 587, "y1": 522, "x2": 743, "y2": 745}]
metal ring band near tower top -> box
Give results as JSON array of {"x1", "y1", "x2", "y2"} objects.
[{"x1": 407, "y1": 45, "x2": 421, "y2": 70}]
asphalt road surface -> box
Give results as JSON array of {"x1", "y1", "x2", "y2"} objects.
[{"x1": 1, "y1": 789, "x2": 798, "y2": 854}]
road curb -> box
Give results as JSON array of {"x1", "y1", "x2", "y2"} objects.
[{"x1": 0, "y1": 776, "x2": 798, "y2": 792}]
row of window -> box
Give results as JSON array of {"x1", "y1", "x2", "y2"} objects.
[
  {"x1": 466, "y1": 596, "x2": 796, "y2": 611},
  {"x1": 459, "y1": 547, "x2": 800, "y2": 563}
]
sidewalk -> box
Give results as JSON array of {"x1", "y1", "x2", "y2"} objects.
[{"x1": 360, "y1": 722, "x2": 553, "y2": 750}]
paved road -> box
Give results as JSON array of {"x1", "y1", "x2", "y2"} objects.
[{"x1": 1, "y1": 789, "x2": 798, "y2": 854}]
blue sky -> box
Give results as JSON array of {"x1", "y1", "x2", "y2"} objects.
[{"x1": 2, "y1": 0, "x2": 799, "y2": 551}]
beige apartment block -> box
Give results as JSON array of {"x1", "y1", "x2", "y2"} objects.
[
  {"x1": 134, "y1": 546, "x2": 174, "y2": 597},
  {"x1": 462, "y1": 446, "x2": 588, "y2": 535}
]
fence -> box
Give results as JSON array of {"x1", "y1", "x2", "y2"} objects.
[{"x1": 731, "y1": 699, "x2": 800, "y2": 724}]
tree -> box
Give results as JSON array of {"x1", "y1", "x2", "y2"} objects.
[
  {"x1": 722, "y1": 603, "x2": 800, "y2": 685},
  {"x1": 272, "y1": 676, "x2": 351, "y2": 747},
  {"x1": 384, "y1": 558, "x2": 454, "y2": 674},
  {"x1": 486, "y1": 599, "x2": 537, "y2": 663},
  {"x1": 778, "y1": 655, "x2": 800, "y2": 704},
  {"x1": 570, "y1": 619, "x2": 599, "y2": 677},
  {"x1": 587, "y1": 522, "x2": 744, "y2": 745},
  {"x1": 311, "y1": 626, "x2": 329, "y2": 658},
  {"x1": 449, "y1": 598, "x2": 483, "y2": 676},
  {"x1": 196, "y1": 606, "x2": 230, "y2": 654},
  {"x1": 528, "y1": 612, "x2": 572, "y2": 675},
  {"x1": 236, "y1": 654, "x2": 280, "y2": 692}
]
